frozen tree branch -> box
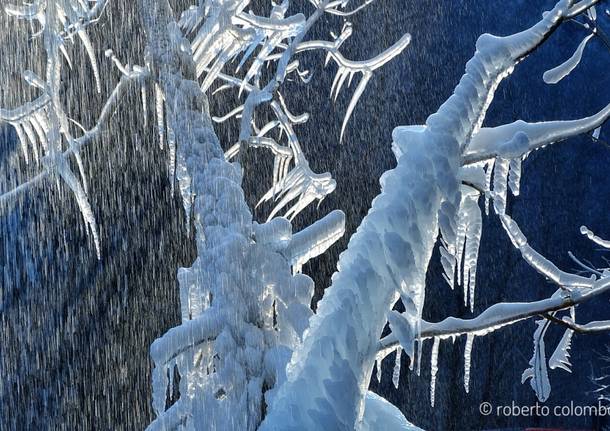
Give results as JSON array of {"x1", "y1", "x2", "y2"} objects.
[
  {"x1": 283, "y1": 209, "x2": 345, "y2": 272},
  {"x1": 565, "y1": 0, "x2": 601, "y2": 18},
  {"x1": 0, "y1": 72, "x2": 146, "y2": 205},
  {"x1": 379, "y1": 277, "x2": 610, "y2": 356},
  {"x1": 499, "y1": 214, "x2": 597, "y2": 289},
  {"x1": 262, "y1": 2, "x2": 582, "y2": 427},
  {"x1": 542, "y1": 313, "x2": 610, "y2": 334},
  {"x1": 463, "y1": 103, "x2": 610, "y2": 164}
]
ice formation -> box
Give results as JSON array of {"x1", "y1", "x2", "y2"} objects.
[
  {"x1": 1, "y1": 0, "x2": 608, "y2": 429},
  {"x1": 543, "y1": 33, "x2": 593, "y2": 84},
  {"x1": 522, "y1": 319, "x2": 552, "y2": 402},
  {"x1": 463, "y1": 333, "x2": 474, "y2": 393},
  {"x1": 429, "y1": 337, "x2": 440, "y2": 407},
  {"x1": 0, "y1": 0, "x2": 112, "y2": 257},
  {"x1": 141, "y1": 1, "x2": 355, "y2": 429},
  {"x1": 548, "y1": 328, "x2": 574, "y2": 373}
]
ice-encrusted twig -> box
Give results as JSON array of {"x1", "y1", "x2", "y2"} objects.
[
  {"x1": 581, "y1": 225, "x2": 610, "y2": 249},
  {"x1": 266, "y1": 25, "x2": 410, "y2": 142},
  {"x1": 499, "y1": 214, "x2": 597, "y2": 289},
  {"x1": 323, "y1": 0, "x2": 375, "y2": 16},
  {"x1": 283, "y1": 209, "x2": 345, "y2": 271},
  {"x1": 566, "y1": 0, "x2": 601, "y2": 18},
  {"x1": 379, "y1": 277, "x2": 610, "y2": 356},
  {"x1": 0, "y1": 72, "x2": 147, "y2": 205},
  {"x1": 568, "y1": 251, "x2": 604, "y2": 276},
  {"x1": 542, "y1": 313, "x2": 610, "y2": 334},
  {"x1": 463, "y1": 103, "x2": 610, "y2": 164},
  {"x1": 209, "y1": 70, "x2": 337, "y2": 221}
]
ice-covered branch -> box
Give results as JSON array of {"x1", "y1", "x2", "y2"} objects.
[
  {"x1": 150, "y1": 308, "x2": 223, "y2": 367},
  {"x1": 543, "y1": 313, "x2": 610, "y2": 334},
  {"x1": 283, "y1": 209, "x2": 345, "y2": 271},
  {"x1": 262, "y1": 2, "x2": 577, "y2": 428},
  {"x1": 499, "y1": 214, "x2": 597, "y2": 289},
  {"x1": 328, "y1": 33, "x2": 411, "y2": 142},
  {"x1": 142, "y1": 2, "x2": 347, "y2": 430},
  {"x1": 323, "y1": 0, "x2": 376, "y2": 17},
  {"x1": 464, "y1": 103, "x2": 610, "y2": 164},
  {"x1": 581, "y1": 225, "x2": 610, "y2": 249},
  {"x1": 0, "y1": 73, "x2": 145, "y2": 205},
  {"x1": 379, "y1": 277, "x2": 610, "y2": 355},
  {"x1": 565, "y1": 0, "x2": 601, "y2": 18},
  {"x1": 0, "y1": 95, "x2": 51, "y2": 123},
  {"x1": 270, "y1": 27, "x2": 410, "y2": 142}
]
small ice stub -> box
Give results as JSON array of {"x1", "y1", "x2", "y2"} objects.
[{"x1": 543, "y1": 34, "x2": 593, "y2": 84}]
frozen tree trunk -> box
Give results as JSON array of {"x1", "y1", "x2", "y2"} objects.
[
  {"x1": 142, "y1": 2, "x2": 330, "y2": 430},
  {"x1": 142, "y1": 2, "x2": 265, "y2": 429}
]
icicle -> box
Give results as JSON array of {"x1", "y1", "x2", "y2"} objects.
[
  {"x1": 549, "y1": 329, "x2": 574, "y2": 373},
  {"x1": 440, "y1": 245, "x2": 456, "y2": 289},
  {"x1": 376, "y1": 357, "x2": 382, "y2": 383},
  {"x1": 464, "y1": 333, "x2": 474, "y2": 393},
  {"x1": 455, "y1": 201, "x2": 468, "y2": 286},
  {"x1": 464, "y1": 201, "x2": 482, "y2": 312},
  {"x1": 484, "y1": 159, "x2": 495, "y2": 215},
  {"x1": 167, "y1": 125, "x2": 176, "y2": 193},
  {"x1": 430, "y1": 337, "x2": 440, "y2": 407},
  {"x1": 54, "y1": 156, "x2": 101, "y2": 259},
  {"x1": 141, "y1": 82, "x2": 148, "y2": 127},
  {"x1": 456, "y1": 194, "x2": 482, "y2": 310},
  {"x1": 155, "y1": 84, "x2": 165, "y2": 149},
  {"x1": 462, "y1": 259, "x2": 470, "y2": 307},
  {"x1": 543, "y1": 34, "x2": 593, "y2": 85},
  {"x1": 522, "y1": 319, "x2": 551, "y2": 402},
  {"x1": 12, "y1": 123, "x2": 29, "y2": 164},
  {"x1": 392, "y1": 346, "x2": 402, "y2": 389},
  {"x1": 77, "y1": 30, "x2": 102, "y2": 93},
  {"x1": 492, "y1": 157, "x2": 510, "y2": 215},
  {"x1": 508, "y1": 158, "x2": 522, "y2": 196}
]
